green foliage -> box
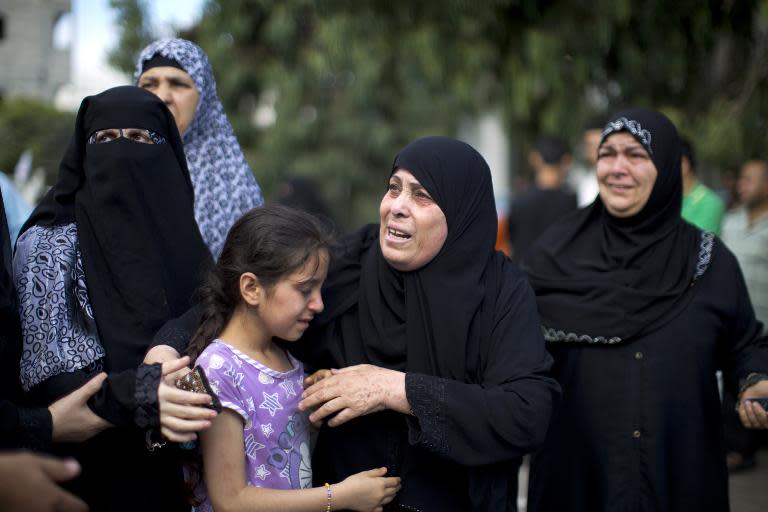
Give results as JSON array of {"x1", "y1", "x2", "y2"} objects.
[
  {"x1": 108, "y1": 0, "x2": 153, "y2": 75},
  {"x1": 0, "y1": 98, "x2": 74, "y2": 182},
  {"x1": 113, "y1": 0, "x2": 768, "y2": 226}
]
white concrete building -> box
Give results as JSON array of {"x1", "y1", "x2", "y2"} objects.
[{"x1": 0, "y1": 0, "x2": 71, "y2": 101}]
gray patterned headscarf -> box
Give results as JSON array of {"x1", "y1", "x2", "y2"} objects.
[{"x1": 135, "y1": 38, "x2": 263, "y2": 258}]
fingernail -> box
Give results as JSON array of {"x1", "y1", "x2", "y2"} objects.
[{"x1": 64, "y1": 459, "x2": 81, "y2": 474}]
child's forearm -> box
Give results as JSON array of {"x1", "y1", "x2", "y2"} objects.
[{"x1": 213, "y1": 482, "x2": 350, "y2": 512}]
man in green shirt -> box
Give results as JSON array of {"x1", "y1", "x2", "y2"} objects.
[{"x1": 681, "y1": 138, "x2": 725, "y2": 234}]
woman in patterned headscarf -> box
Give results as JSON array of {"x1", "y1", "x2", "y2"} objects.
[{"x1": 135, "y1": 38, "x2": 263, "y2": 259}]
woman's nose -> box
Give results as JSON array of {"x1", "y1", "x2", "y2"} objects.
[
  {"x1": 610, "y1": 154, "x2": 630, "y2": 173},
  {"x1": 156, "y1": 83, "x2": 173, "y2": 104},
  {"x1": 390, "y1": 192, "x2": 410, "y2": 216}
]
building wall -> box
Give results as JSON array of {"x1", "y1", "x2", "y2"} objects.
[{"x1": 0, "y1": 0, "x2": 71, "y2": 101}]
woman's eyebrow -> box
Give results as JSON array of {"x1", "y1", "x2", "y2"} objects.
[{"x1": 168, "y1": 76, "x2": 193, "y2": 85}]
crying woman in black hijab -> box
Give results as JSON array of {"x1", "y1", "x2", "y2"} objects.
[
  {"x1": 14, "y1": 86, "x2": 217, "y2": 511},
  {"x1": 293, "y1": 136, "x2": 559, "y2": 511}
]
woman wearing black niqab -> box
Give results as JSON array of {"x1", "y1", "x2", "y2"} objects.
[
  {"x1": 293, "y1": 136, "x2": 560, "y2": 511},
  {"x1": 524, "y1": 108, "x2": 768, "y2": 512},
  {"x1": 13, "y1": 86, "x2": 214, "y2": 511}
]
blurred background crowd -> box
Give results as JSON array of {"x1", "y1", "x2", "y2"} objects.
[{"x1": 2, "y1": 0, "x2": 768, "y2": 231}]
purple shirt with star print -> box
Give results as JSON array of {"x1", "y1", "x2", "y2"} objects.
[{"x1": 195, "y1": 340, "x2": 312, "y2": 510}]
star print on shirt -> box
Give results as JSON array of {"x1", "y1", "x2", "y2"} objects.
[
  {"x1": 261, "y1": 423, "x2": 274, "y2": 438},
  {"x1": 245, "y1": 434, "x2": 265, "y2": 459},
  {"x1": 255, "y1": 464, "x2": 271, "y2": 481},
  {"x1": 280, "y1": 379, "x2": 297, "y2": 398},
  {"x1": 259, "y1": 391, "x2": 283, "y2": 417}
]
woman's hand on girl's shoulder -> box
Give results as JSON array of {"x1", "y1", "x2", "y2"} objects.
[
  {"x1": 334, "y1": 467, "x2": 401, "y2": 512},
  {"x1": 303, "y1": 369, "x2": 333, "y2": 388},
  {"x1": 299, "y1": 364, "x2": 408, "y2": 427},
  {"x1": 303, "y1": 369, "x2": 333, "y2": 428}
]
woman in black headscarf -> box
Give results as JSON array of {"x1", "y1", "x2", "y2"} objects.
[
  {"x1": 294, "y1": 136, "x2": 560, "y2": 511},
  {"x1": 524, "y1": 108, "x2": 768, "y2": 512},
  {"x1": 13, "y1": 86, "x2": 217, "y2": 511}
]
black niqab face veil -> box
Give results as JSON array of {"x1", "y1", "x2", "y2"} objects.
[
  {"x1": 21, "y1": 86, "x2": 212, "y2": 372},
  {"x1": 524, "y1": 108, "x2": 702, "y2": 343}
]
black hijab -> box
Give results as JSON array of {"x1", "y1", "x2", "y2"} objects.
[
  {"x1": 20, "y1": 86, "x2": 211, "y2": 372},
  {"x1": 523, "y1": 108, "x2": 701, "y2": 343},
  {"x1": 310, "y1": 136, "x2": 499, "y2": 380}
]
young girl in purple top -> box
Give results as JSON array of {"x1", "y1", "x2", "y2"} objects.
[{"x1": 187, "y1": 204, "x2": 401, "y2": 512}]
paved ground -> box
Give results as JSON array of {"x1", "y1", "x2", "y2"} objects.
[
  {"x1": 729, "y1": 447, "x2": 768, "y2": 512},
  {"x1": 516, "y1": 448, "x2": 768, "y2": 511}
]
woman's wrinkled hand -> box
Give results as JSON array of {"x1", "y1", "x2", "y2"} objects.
[
  {"x1": 738, "y1": 379, "x2": 768, "y2": 429},
  {"x1": 303, "y1": 368, "x2": 333, "y2": 388},
  {"x1": 298, "y1": 364, "x2": 407, "y2": 427},
  {"x1": 302, "y1": 369, "x2": 334, "y2": 428},
  {"x1": 158, "y1": 356, "x2": 218, "y2": 442}
]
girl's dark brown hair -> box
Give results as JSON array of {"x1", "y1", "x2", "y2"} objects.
[{"x1": 186, "y1": 203, "x2": 333, "y2": 363}]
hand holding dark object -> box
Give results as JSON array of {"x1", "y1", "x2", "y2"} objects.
[
  {"x1": 175, "y1": 366, "x2": 222, "y2": 413},
  {"x1": 158, "y1": 357, "x2": 218, "y2": 443},
  {"x1": 299, "y1": 364, "x2": 410, "y2": 427},
  {"x1": 0, "y1": 452, "x2": 88, "y2": 512},
  {"x1": 739, "y1": 379, "x2": 768, "y2": 429}
]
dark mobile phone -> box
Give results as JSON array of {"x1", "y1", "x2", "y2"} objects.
[{"x1": 744, "y1": 397, "x2": 768, "y2": 410}]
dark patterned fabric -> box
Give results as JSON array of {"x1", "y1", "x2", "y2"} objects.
[
  {"x1": 134, "y1": 364, "x2": 161, "y2": 429},
  {"x1": 14, "y1": 407, "x2": 52, "y2": 451},
  {"x1": 135, "y1": 38, "x2": 264, "y2": 258},
  {"x1": 14, "y1": 223, "x2": 103, "y2": 390},
  {"x1": 404, "y1": 372, "x2": 448, "y2": 456}
]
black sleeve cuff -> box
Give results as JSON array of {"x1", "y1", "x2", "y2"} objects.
[
  {"x1": 404, "y1": 372, "x2": 449, "y2": 456},
  {"x1": 739, "y1": 372, "x2": 768, "y2": 394},
  {"x1": 134, "y1": 364, "x2": 162, "y2": 429},
  {"x1": 17, "y1": 407, "x2": 53, "y2": 452},
  {"x1": 151, "y1": 306, "x2": 201, "y2": 355}
]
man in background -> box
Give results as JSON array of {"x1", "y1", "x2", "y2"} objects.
[
  {"x1": 508, "y1": 136, "x2": 577, "y2": 264},
  {"x1": 567, "y1": 118, "x2": 602, "y2": 207},
  {"x1": 721, "y1": 158, "x2": 768, "y2": 472},
  {"x1": 680, "y1": 138, "x2": 725, "y2": 234}
]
